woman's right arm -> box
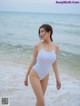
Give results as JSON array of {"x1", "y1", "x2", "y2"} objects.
[{"x1": 25, "y1": 44, "x2": 38, "y2": 78}]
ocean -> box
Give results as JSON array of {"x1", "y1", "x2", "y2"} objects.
[
  {"x1": 0, "y1": 11, "x2": 80, "y2": 106},
  {"x1": 0, "y1": 11, "x2": 80, "y2": 79}
]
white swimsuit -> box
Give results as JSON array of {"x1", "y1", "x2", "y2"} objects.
[{"x1": 32, "y1": 48, "x2": 56, "y2": 80}]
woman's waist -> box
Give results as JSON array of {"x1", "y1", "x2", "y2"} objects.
[{"x1": 33, "y1": 63, "x2": 50, "y2": 70}]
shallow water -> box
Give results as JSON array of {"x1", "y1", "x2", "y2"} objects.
[{"x1": 0, "y1": 65, "x2": 80, "y2": 106}]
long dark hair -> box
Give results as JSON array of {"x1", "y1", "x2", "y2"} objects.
[{"x1": 38, "y1": 24, "x2": 53, "y2": 42}]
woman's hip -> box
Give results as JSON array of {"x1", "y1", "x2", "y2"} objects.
[{"x1": 29, "y1": 68, "x2": 39, "y2": 79}]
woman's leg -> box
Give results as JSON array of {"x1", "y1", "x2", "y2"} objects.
[
  {"x1": 40, "y1": 74, "x2": 49, "y2": 95},
  {"x1": 29, "y1": 69, "x2": 45, "y2": 106}
]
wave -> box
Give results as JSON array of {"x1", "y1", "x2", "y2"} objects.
[
  {"x1": 0, "y1": 42, "x2": 33, "y2": 48},
  {"x1": 0, "y1": 43, "x2": 30, "y2": 56},
  {"x1": 46, "y1": 21, "x2": 80, "y2": 28},
  {"x1": 0, "y1": 42, "x2": 80, "y2": 55},
  {"x1": 0, "y1": 42, "x2": 80, "y2": 71}
]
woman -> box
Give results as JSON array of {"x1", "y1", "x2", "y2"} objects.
[{"x1": 24, "y1": 24, "x2": 61, "y2": 106}]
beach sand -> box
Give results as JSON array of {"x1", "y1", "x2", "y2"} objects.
[{"x1": 0, "y1": 64, "x2": 80, "y2": 106}]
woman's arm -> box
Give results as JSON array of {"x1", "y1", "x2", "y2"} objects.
[
  {"x1": 52, "y1": 45, "x2": 61, "y2": 89},
  {"x1": 25, "y1": 44, "x2": 38, "y2": 77}
]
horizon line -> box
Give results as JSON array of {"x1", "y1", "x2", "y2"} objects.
[{"x1": 0, "y1": 10, "x2": 80, "y2": 15}]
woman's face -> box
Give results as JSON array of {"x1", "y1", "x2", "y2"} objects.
[{"x1": 39, "y1": 28, "x2": 47, "y2": 40}]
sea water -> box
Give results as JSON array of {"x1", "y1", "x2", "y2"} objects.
[
  {"x1": 0, "y1": 11, "x2": 80, "y2": 79},
  {"x1": 0, "y1": 11, "x2": 80, "y2": 106}
]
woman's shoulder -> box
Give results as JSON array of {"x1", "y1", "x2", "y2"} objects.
[
  {"x1": 52, "y1": 42, "x2": 59, "y2": 53},
  {"x1": 34, "y1": 41, "x2": 42, "y2": 49},
  {"x1": 35, "y1": 41, "x2": 43, "y2": 47}
]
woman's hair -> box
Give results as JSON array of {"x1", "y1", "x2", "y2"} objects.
[{"x1": 38, "y1": 24, "x2": 53, "y2": 42}]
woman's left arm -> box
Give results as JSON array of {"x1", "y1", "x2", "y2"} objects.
[{"x1": 52, "y1": 45, "x2": 61, "y2": 90}]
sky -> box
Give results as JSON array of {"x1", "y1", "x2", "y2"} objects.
[{"x1": 0, "y1": 0, "x2": 80, "y2": 14}]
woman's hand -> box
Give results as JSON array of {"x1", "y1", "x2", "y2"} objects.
[
  {"x1": 56, "y1": 80, "x2": 61, "y2": 90},
  {"x1": 24, "y1": 76, "x2": 28, "y2": 86}
]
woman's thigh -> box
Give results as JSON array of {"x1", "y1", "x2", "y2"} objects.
[
  {"x1": 40, "y1": 74, "x2": 49, "y2": 95},
  {"x1": 29, "y1": 69, "x2": 44, "y2": 100}
]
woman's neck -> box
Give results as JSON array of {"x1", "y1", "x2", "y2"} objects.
[{"x1": 43, "y1": 39, "x2": 52, "y2": 45}]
